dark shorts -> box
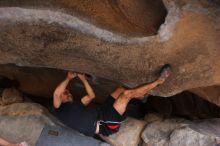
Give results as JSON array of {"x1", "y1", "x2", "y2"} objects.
[{"x1": 98, "y1": 95, "x2": 126, "y2": 136}]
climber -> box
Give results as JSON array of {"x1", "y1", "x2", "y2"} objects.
[{"x1": 53, "y1": 64, "x2": 172, "y2": 137}]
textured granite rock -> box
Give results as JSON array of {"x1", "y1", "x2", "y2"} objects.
[
  {"x1": 141, "y1": 115, "x2": 220, "y2": 146},
  {"x1": 0, "y1": 0, "x2": 219, "y2": 103},
  {"x1": 0, "y1": 103, "x2": 57, "y2": 146},
  {"x1": 168, "y1": 126, "x2": 219, "y2": 146},
  {"x1": 1, "y1": 88, "x2": 23, "y2": 105}
]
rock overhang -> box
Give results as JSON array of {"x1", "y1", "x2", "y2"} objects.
[{"x1": 0, "y1": 0, "x2": 219, "y2": 101}]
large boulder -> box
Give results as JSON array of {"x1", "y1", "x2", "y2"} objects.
[
  {"x1": 141, "y1": 118, "x2": 188, "y2": 145},
  {"x1": 0, "y1": 0, "x2": 219, "y2": 105},
  {"x1": 1, "y1": 88, "x2": 23, "y2": 105},
  {"x1": 101, "y1": 117, "x2": 146, "y2": 146},
  {"x1": 141, "y1": 115, "x2": 220, "y2": 146},
  {"x1": 168, "y1": 126, "x2": 219, "y2": 146},
  {"x1": 0, "y1": 103, "x2": 57, "y2": 145}
]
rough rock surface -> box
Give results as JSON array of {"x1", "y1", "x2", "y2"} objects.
[
  {"x1": 141, "y1": 114, "x2": 220, "y2": 146},
  {"x1": 0, "y1": 0, "x2": 167, "y2": 37},
  {"x1": 144, "y1": 113, "x2": 164, "y2": 123},
  {"x1": 190, "y1": 85, "x2": 220, "y2": 107},
  {"x1": 1, "y1": 88, "x2": 23, "y2": 105},
  {"x1": 101, "y1": 117, "x2": 146, "y2": 146},
  {"x1": 168, "y1": 127, "x2": 219, "y2": 146},
  {"x1": 0, "y1": 0, "x2": 219, "y2": 104},
  {"x1": 0, "y1": 103, "x2": 57, "y2": 146},
  {"x1": 142, "y1": 118, "x2": 188, "y2": 145}
]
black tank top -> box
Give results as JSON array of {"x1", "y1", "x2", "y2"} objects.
[{"x1": 54, "y1": 101, "x2": 98, "y2": 136}]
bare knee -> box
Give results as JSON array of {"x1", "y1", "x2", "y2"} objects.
[
  {"x1": 121, "y1": 90, "x2": 133, "y2": 98},
  {"x1": 111, "y1": 86, "x2": 126, "y2": 99}
]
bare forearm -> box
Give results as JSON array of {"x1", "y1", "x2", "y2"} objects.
[
  {"x1": 56, "y1": 78, "x2": 70, "y2": 93},
  {"x1": 54, "y1": 71, "x2": 76, "y2": 97},
  {"x1": 0, "y1": 138, "x2": 11, "y2": 145},
  {"x1": 81, "y1": 79, "x2": 95, "y2": 98},
  {"x1": 53, "y1": 78, "x2": 70, "y2": 108}
]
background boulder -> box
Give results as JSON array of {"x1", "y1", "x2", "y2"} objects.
[
  {"x1": 1, "y1": 88, "x2": 23, "y2": 105},
  {"x1": 142, "y1": 115, "x2": 220, "y2": 146}
]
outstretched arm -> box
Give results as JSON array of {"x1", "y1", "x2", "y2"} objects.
[
  {"x1": 0, "y1": 137, "x2": 11, "y2": 146},
  {"x1": 78, "y1": 74, "x2": 95, "y2": 106},
  {"x1": 53, "y1": 72, "x2": 76, "y2": 108}
]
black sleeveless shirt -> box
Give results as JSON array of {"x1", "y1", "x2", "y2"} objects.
[{"x1": 54, "y1": 100, "x2": 98, "y2": 136}]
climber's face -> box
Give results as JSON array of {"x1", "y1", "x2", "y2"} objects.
[{"x1": 61, "y1": 89, "x2": 73, "y2": 103}]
